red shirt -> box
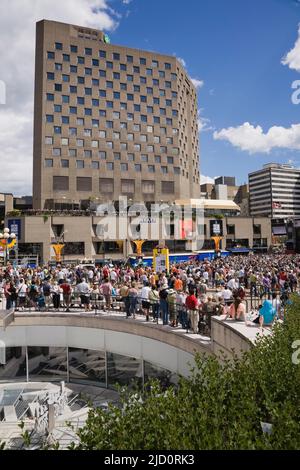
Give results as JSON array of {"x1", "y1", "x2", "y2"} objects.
[{"x1": 186, "y1": 295, "x2": 198, "y2": 310}]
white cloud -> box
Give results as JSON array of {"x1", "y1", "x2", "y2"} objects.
[
  {"x1": 197, "y1": 110, "x2": 214, "y2": 133},
  {"x1": 122, "y1": 0, "x2": 133, "y2": 4},
  {"x1": 191, "y1": 78, "x2": 204, "y2": 89},
  {"x1": 0, "y1": 0, "x2": 119, "y2": 196},
  {"x1": 200, "y1": 175, "x2": 214, "y2": 185},
  {"x1": 213, "y1": 122, "x2": 300, "y2": 154},
  {"x1": 177, "y1": 57, "x2": 186, "y2": 68},
  {"x1": 282, "y1": 24, "x2": 300, "y2": 73}
]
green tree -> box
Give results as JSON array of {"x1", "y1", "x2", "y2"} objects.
[{"x1": 75, "y1": 296, "x2": 300, "y2": 450}]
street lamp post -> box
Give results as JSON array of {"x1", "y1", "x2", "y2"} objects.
[{"x1": 0, "y1": 227, "x2": 17, "y2": 266}]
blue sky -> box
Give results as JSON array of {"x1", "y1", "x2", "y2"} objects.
[
  {"x1": 111, "y1": 0, "x2": 300, "y2": 184},
  {"x1": 0, "y1": 0, "x2": 300, "y2": 194}
]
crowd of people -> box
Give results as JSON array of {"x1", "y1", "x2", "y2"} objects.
[{"x1": 0, "y1": 253, "x2": 298, "y2": 335}]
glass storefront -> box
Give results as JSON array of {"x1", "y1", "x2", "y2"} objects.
[
  {"x1": 0, "y1": 347, "x2": 179, "y2": 390},
  {"x1": 68, "y1": 348, "x2": 106, "y2": 386},
  {"x1": 27, "y1": 347, "x2": 67, "y2": 381},
  {"x1": 107, "y1": 352, "x2": 143, "y2": 389},
  {"x1": 0, "y1": 347, "x2": 27, "y2": 381}
]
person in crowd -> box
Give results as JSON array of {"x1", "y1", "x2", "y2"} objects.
[
  {"x1": 259, "y1": 300, "x2": 277, "y2": 328},
  {"x1": 186, "y1": 289, "x2": 199, "y2": 334}
]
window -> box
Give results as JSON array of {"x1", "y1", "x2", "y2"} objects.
[
  {"x1": 113, "y1": 52, "x2": 120, "y2": 61},
  {"x1": 69, "y1": 149, "x2": 77, "y2": 157},
  {"x1": 140, "y1": 134, "x2": 147, "y2": 142},
  {"x1": 47, "y1": 72, "x2": 54, "y2": 80},
  {"x1": 99, "y1": 110, "x2": 106, "y2": 117},
  {"x1": 121, "y1": 143, "x2": 127, "y2": 150},
  {"x1": 127, "y1": 55, "x2": 133, "y2": 63},
  {"x1": 53, "y1": 176, "x2": 69, "y2": 191},
  {"x1": 61, "y1": 138, "x2": 69, "y2": 146},
  {"x1": 99, "y1": 130, "x2": 107, "y2": 138},
  {"x1": 85, "y1": 68, "x2": 92, "y2": 75},
  {"x1": 121, "y1": 163, "x2": 128, "y2": 172},
  {"x1": 113, "y1": 111, "x2": 120, "y2": 119},
  {"x1": 153, "y1": 136, "x2": 160, "y2": 143},
  {"x1": 99, "y1": 178, "x2": 114, "y2": 193},
  {"x1": 166, "y1": 137, "x2": 173, "y2": 144},
  {"x1": 133, "y1": 85, "x2": 140, "y2": 93},
  {"x1": 92, "y1": 78, "x2": 99, "y2": 86},
  {"x1": 92, "y1": 161, "x2": 100, "y2": 169},
  {"x1": 99, "y1": 70, "x2": 106, "y2": 77},
  {"x1": 147, "y1": 87, "x2": 153, "y2": 94},
  {"x1": 69, "y1": 106, "x2": 77, "y2": 114},
  {"x1": 159, "y1": 70, "x2": 165, "y2": 78},
  {"x1": 55, "y1": 63, "x2": 62, "y2": 71},
  {"x1": 45, "y1": 136, "x2": 53, "y2": 145},
  {"x1": 85, "y1": 47, "x2": 92, "y2": 55},
  {"x1": 127, "y1": 133, "x2": 134, "y2": 141},
  {"x1": 92, "y1": 140, "x2": 99, "y2": 148},
  {"x1": 134, "y1": 144, "x2": 141, "y2": 151},
  {"x1": 134, "y1": 104, "x2": 141, "y2": 112},
  {"x1": 127, "y1": 113, "x2": 134, "y2": 121},
  {"x1": 133, "y1": 124, "x2": 140, "y2": 131},
  {"x1": 113, "y1": 91, "x2": 120, "y2": 99},
  {"x1": 147, "y1": 106, "x2": 153, "y2": 113},
  {"x1": 106, "y1": 162, "x2": 114, "y2": 171},
  {"x1": 99, "y1": 89, "x2": 106, "y2": 97},
  {"x1": 165, "y1": 62, "x2": 171, "y2": 70},
  {"x1": 106, "y1": 120, "x2": 113, "y2": 128},
  {"x1": 85, "y1": 87, "x2": 92, "y2": 95},
  {"x1": 140, "y1": 57, "x2": 146, "y2": 65},
  {"x1": 140, "y1": 77, "x2": 146, "y2": 84},
  {"x1": 147, "y1": 145, "x2": 154, "y2": 152},
  {"x1": 135, "y1": 164, "x2": 141, "y2": 172},
  {"x1": 174, "y1": 167, "x2": 180, "y2": 175},
  {"x1": 84, "y1": 150, "x2": 92, "y2": 157},
  {"x1": 153, "y1": 97, "x2": 160, "y2": 105},
  {"x1": 227, "y1": 225, "x2": 235, "y2": 235},
  {"x1": 61, "y1": 116, "x2": 69, "y2": 124},
  {"x1": 128, "y1": 153, "x2": 134, "y2": 161},
  {"x1": 154, "y1": 116, "x2": 160, "y2": 124},
  {"x1": 92, "y1": 59, "x2": 99, "y2": 67},
  {"x1": 55, "y1": 42, "x2": 63, "y2": 50},
  {"x1": 161, "y1": 166, "x2": 168, "y2": 174},
  {"x1": 61, "y1": 159, "x2": 69, "y2": 168},
  {"x1": 62, "y1": 95, "x2": 69, "y2": 103},
  {"x1": 121, "y1": 179, "x2": 134, "y2": 193},
  {"x1": 120, "y1": 63, "x2": 126, "y2": 71},
  {"x1": 141, "y1": 155, "x2": 148, "y2": 162},
  {"x1": 70, "y1": 65, "x2": 78, "y2": 73},
  {"x1": 54, "y1": 104, "x2": 62, "y2": 112},
  {"x1": 120, "y1": 102, "x2": 127, "y2": 110},
  {"x1": 114, "y1": 152, "x2": 121, "y2": 160},
  {"x1": 127, "y1": 75, "x2": 133, "y2": 82},
  {"x1": 141, "y1": 115, "x2": 147, "y2": 123},
  {"x1": 162, "y1": 181, "x2": 175, "y2": 193},
  {"x1": 77, "y1": 118, "x2": 84, "y2": 125},
  {"x1": 153, "y1": 79, "x2": 159, "y2": 86},
  {"x1": 147, "y1": 125, "x2": 153, "y2": 133},
  {"x1": 70, "y1": 85, "x2": 77, "y2": 93},
  {"x1": 47, "y1": 51, "x2": 55, "y2": 59},
  {"x1": 159, "y1": 89, "x2": 165, "y2": 96},
  {"x1": 165, "y1": 81, "x2": 171, "y2": 88},
  {"x1": 148, "y1": 165, "x2": 155, "y2": 173},
  {"x1": 155, "y1": 155, "x2": 161, "y2": 163},
  {"x1": 62, "y1": 74, "x2": 69, "y2": 82},
  {"x1": 133, "y1": 66, "x2": 140, "y2": 73},
  {"x1": 107, "y1": 141, "x2": 113, "y2": 149},
  {"x1": 78, "y1": 56, "x2": 85, "y2": 64},
  {"x1": 140, "y1": 95, "x2": 147, "y2": 102},
  {"x1": 46, "y1": 93, "x2": 54, "y2": 101},
  {"x1": 92, "y1": 98, "x2": 99, "y2": 106},
  {"x1": 160, "y1": 108, "x2": 166, "y2": 115},
  {"x1": 99, "y1": 50, "x2": 106, "y2": 58},
  {"x1": 113, "y1": 132, "x2": 120, "y2": 140},
  {"x1": 77, "y1": 139, "x2": 84, "y2": 147},
  {"x1": 106, "y1": 81, "x2": 113, "y2": 88},
  {"x1": 106, "y1": 61, "x2": 113, "y2": 69},
  {"x1": 120, "y1": 83, "x2": 127, "y2": 90},
  {"x1": 76, "y1": 160, "x2": 84, "y2": 169},
  {"x1": 253, "y1": 224, "x2": 261, "y2": 235},
  {"x1": 92, "y1": 119, "x2": 99, "y2": 127},
  {"x1": 46, "y1": 115, "x2": 54, "y2": 123},
  {"x1": 142, "y1": 181, "x2": 155, "y2": 193},
  {"x1": 77, "y1": 177, "x2": 92, "y2": 191},
  {"x1": 63, "y1": 54, "x2": 70, "y2": 62},
  {"x1": 113, "y1": 72, "x2": 120, "y2": 80},
  {"x1": 146, "y1": 68, "x2": 152, "y2": 76},
  {"x1": 120, "y1": 122, "x2": 127, "y2": 129},
  {"x1": 70, "y1": 45, "x2": 78, "y2": 53},
  {"x1": 55, "y1": 83, "x2": 62, "y2": 92},
  {"x1": 84, "y1": 129, "x2": 92, "y2": 136},
  {"x1": 85, "y1": 108, "x2": 92, "y2": 116},
  {"x1": 45, "y1": 159, "x2": 53, "y2": 167},
  {"x1": 54, "y1": 126, "x2": 61, "y2": 134},
  {"x1": 53, "y1": 150, "x2": 61, "y2": 159},
  {"x1": 99, "y1": 151, "x2": 106, "y2": 159},
  {"x1": 78, "y1": 76, "x2": 85, "y2": 84},
  {"x1": 106, "y1": 101, "x2": 113, "y2": 108}
]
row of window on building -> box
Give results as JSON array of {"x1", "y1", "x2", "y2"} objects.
[{"x1": 51, "y1": 176, "x2": 175, "y2": 194}]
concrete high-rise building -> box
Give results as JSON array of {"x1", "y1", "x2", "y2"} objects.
[
  {"x1": 33, "y1": 20, "x2": 200, "y2": 209},
  {"x1": 249, "y1": 163, "x2": 300, "y2": 218}
]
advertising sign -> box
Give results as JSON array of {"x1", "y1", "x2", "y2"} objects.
[{"x1": 8, "y1": 219, "x2": 21, "y2": 240}]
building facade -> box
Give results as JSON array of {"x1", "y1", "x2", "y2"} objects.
[
  {"x1": 249, "y1": 163, "x2": 300, "y2": 218},
  {"x1": 33, "y1": 20, "x2": 200, "y2": 210}
]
